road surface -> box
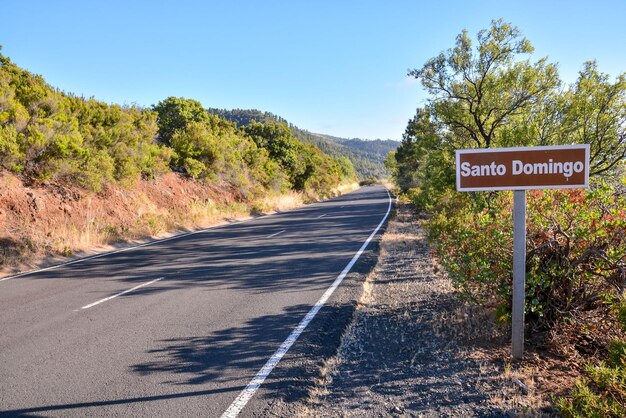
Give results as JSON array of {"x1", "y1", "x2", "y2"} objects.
[{"x1": 0, "y1": 185, "x2": 391, "y2": 417}]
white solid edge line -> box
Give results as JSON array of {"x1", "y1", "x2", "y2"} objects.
[
  {"x1": 266, "y1": 230, "x2": 286, "y2": 239},
  {"x1": 0, "y1": 193, "x2": 355, "y2": 283},
  {"x1": 220, "y1": 189, "x2": 392, "y2": 418},
  {"x1": 0, "y1": 217, "x2": 259, "y2": 283},
  {"x1": 80, "y1": 277, "x2": 164, "y2": 310}
]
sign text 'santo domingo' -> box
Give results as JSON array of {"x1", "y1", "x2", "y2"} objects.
[{"x1": 456, "y1": 144, "x2": 589, "y2": 192}]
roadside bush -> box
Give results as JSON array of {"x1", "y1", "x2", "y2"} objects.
[
  {"x1": 166, "y1": 116, "x2": 281, "y2": 198},
  {"x1": 244, "y1": 145, "x2": 290, "y2": 194},
  {"x1": 435, "y1": 183, "x2": 626, "y2": 331},
  {"x1": 359, "y1": 177, "x2": 378, "y2": 186},
  {"x1": 182, "y1": 156, "x2": 206, "y2": 179},
  {"x1": 151, "y1": 97, "x2": 210, "y2": 145},
  {"x1": 557, "y1": 302, "x2": 626, "y2": 417},
  {"x1": 293, "y1": 143, "x2": 343, "y2": 198},
  {"x1": 244, "y1": 121, "x2": 346, "y2": 196},
  {"x1": 244, "y1": 121, "x2": 306, "y2": 187},
  {"x1": 0, "y1": 125, "x2": 24, "y2": 172},
  {"x1": 0, "y1": 52, "x2": 176, "y2": 191},
  {"x1": 170, "y1": 121, "x2": 219, "y2": 179},
  {"x1": 78, "y1": 148, "x2": 115, "y2": 192},
  {"x1": 434, "y1": 194, "x2": 513, "y2": 311},
  {"x1": 525, "y1": 184, "x2": 626, "y2": 329},
  {"x1": 336, "y1": 156, "x2": 356, "y2": 181}
]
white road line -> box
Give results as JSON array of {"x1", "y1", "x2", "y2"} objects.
[
  {"x1": 80, "y1": 277, "x2": 164, "y2": 310},
  {"x1": 0, "y1": 218, "x2": 255, "y2": 283},
  {"x1": 317, "y1": 214, "x2": 326, "y2": 219},
  {"x1": 266, "y1": 230, "x2": 286, "y2": 239},
  {"x1": 0, "y1": 193, "x2": 353, "y2": 284},
  {"x1": 221, "y1": 189, "x2": 392, "y2": 418}
]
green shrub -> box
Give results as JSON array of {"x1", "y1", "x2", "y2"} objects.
[
  {"x1": 78, "y1": 149, "x2": 115, "y2": 192},
  {"x1": 0, "y1": 124, "x2": 24, "y2": 171},
  {"x1": 435, "y1": 183, "x2": 626, "y2": 330},
  {"x1": 336, "y1": 156, "x2": 356, "y2": 181},
  {"x1": 243, "y1": 120, "x2": 344, "y2": 195},
  {"x1": 244, "y1": 121, "x2": 305, "y2": 187},
  {"x1": 151, "y1": 97, "x2": 210, "y2": 145},
  {"x1": 434, "y1": 196, "x2": 513, "y2": 307},
  {"x1": 0, "y1": 53, "x2": 174, "y2": 190},
  {"x1": 557, "y1": 341, "x2": 626, "y2": 417},
  {"x1": 359, "y1": 177, "x2": 378, "y2": 186},
  {"x1": 525, "y1": 185, "x2": 626, "y2": 327},
  {"x1": 182, "y1": 157, "x2": 206, "y2": 179}
]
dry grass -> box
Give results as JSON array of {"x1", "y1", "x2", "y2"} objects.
[
  {"x1": 0, "y1": 173, "x2": 361, "y2": 277},
  {"x1": 253, "y1": 192, "x2": 304, "y2": 213},
  {"x1": 333, "y1": 182, "x2": 360, "y2": 196}
]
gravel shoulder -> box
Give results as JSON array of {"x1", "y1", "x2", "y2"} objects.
[{"x1": 298, "y1": 202, "x2": 557, "y2": 417}]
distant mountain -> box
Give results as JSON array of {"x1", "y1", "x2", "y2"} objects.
[{"x1": 207, "y1": 108, "x2": 399, "y2": 179}]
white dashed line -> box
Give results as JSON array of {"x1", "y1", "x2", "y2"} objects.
[{"x1": 79, "y1": 277, "x2": 164, "y2": 310}]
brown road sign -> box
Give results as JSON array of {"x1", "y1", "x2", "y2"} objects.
[
  {"x1": 456, "y1": 144, "x2": 590, "y2": 191},
  {"x1": 455, "y1": 143, "x2": 590, "y2": 360}
]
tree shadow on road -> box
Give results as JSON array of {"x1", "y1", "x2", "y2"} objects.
[
  {"x1": 129, "y1": 298, "x2": 357, "y2": 400},
  {"x1": 131, "y1": 303, "x2": 312, "y2": 385},
  {"x1": 0, "y1": 386, "x2": 241, "y2": 418}
]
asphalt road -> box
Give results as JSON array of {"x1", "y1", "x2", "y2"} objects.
[{"x1": 0, "y1": 185, "x2": 391, "y2": 417}]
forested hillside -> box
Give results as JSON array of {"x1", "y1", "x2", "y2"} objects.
[
  {"x1": 0, "y1": 50, "x2": 356, "y2": 196},
  {"x1": 0, "y1": 50, "x2": 357, "y2": 271},
  {"x1": 207, "y1": 108, "x2": 399, "y2": 179},
  {"x1": 311, "y1": 133, "x2": 399, "y2": 179}
]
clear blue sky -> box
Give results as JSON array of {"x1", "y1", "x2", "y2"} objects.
[{"x1": 1, "y1": 0, "x2": 624, "y2": 140}]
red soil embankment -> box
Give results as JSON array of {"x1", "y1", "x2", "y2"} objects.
[{"x1": 0, "y1": 171, "x2": 243, "y2": 275}]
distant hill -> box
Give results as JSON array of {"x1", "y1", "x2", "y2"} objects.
[
  {"x1": 206, "y1": 108, "x2": 288, "y2": 127},
  {"x1": 207, "y1": 108, "x2": 399, "y2": 179},
  {"x1": 307, "y1": 133, "x2": 400, "y2": 179}
]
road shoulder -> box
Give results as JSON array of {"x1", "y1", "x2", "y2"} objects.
[{"x1": 298, "y1": 202, "x2": 556, "y2": 417}]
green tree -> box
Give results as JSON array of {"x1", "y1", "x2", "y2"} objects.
[
  {"x1": 408, "y1": 19, "x2": 560, "y2": 149},
  {"x1": 391, "y1": 108, "x2": 442, "y2": 192},
  {"x1": 152, "y1": 97, "x2": 210, "y2": 145},
  {"x1": 244, "y1": 121, "x2": 305, "y2": 186},
  {"x1": 335, "y1": 156, "x2": 356, "y2": 181},
  {"x1": 169, "y1": 119, "x2": 221, "y2": 179},
  {"x1": 560, "y1": 61, "x2": 626, "y2": 175},
  {"x1": 293, "y1": 143, "x2": 341, "y2": 196}
]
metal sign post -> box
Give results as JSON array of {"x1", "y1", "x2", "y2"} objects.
[
  {"x1": 512, "y1": 190, "x2": 526, "y2": 359},
  {"x1": 455, "y1": 144, "x2": 590, "y2": 360}
]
